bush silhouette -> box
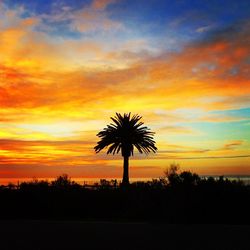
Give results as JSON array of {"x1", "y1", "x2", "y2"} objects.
[
  {"x1": 0, "y1": 170, "x2": 249, "y2": 223},
  {"x1": 51, "y1": 174, "x2": 80, "y2": 189}
]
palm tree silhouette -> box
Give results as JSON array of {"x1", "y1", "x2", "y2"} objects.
[{"x1": 94, "y1": 113, "x2": 157, "y2": 186}]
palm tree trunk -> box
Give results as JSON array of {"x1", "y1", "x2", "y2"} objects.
[{"x1": 122, "y1": 156, "x2": 129, "y2": 186}]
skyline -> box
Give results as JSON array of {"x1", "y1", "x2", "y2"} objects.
[{"x1": 0, "y1": 0, "x2": 250, "y2": 180}]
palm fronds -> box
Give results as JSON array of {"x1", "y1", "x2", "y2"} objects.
[{"x1": 94, "y1": 113, "x2": 157, "y2": 157}]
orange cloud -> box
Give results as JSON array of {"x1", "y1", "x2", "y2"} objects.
[
  {"x1": 199, "y1": 114, "x2": 248, "y2": 123},
  {"x1": 91, "y1": 0, "x2": 117, "y2": 10},
  {"x1": 223, "y1": 140, "x2": 244, "y2": 150},
  {"x1": 157, "y1": 125, "x2": 196, "y2": 135},
  {"x1": 72, "y1": 7, "x2": 122, "y2": 33}
]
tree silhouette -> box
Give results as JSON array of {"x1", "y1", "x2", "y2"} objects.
[{"x1": 94, "y1": 113, "x2": 157, "y2": 186}]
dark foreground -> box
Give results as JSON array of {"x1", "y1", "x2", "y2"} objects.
[{"x1": 1, "y1": 220, "x2": 250, "y2": 250}]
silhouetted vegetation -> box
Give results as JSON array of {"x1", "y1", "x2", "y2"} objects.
[
  {"x1": 0, "y1": 170, "x2": 249, "y2": 224},
  {"x1": 94, "y1": 113, "x2": 157, "y2": 186}
]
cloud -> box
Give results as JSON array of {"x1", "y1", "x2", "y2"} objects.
[
  {"x1": 0, "y1": 2, "x2": 127, "y2": 74},
  {"x1": 199, "y1": 114, "x2": 249, "y2": 123},
  {"x1": 91, "y1": 0, "x2": 117, "y2": 10},
  {"x1": 159, "y1": 149, "x2": 210, "y2": 154},
  {"x1": 37, "y1": 0, "x2": 122, "y2": 33},
  {"x1": 0, "y1": 19, "x2": 249, "y2": 130},
  {"x1": 157, "y1": 125, "x2": 196, "y2": 134},
  {"x1": 223, "y1": 140, "x2": 244, "y2": 150},
  {"x1": 144, "y1": 21, "x2": 250, "y2": 110},
  {"x1": 202, "y1": 96, "x2": 250, "y2": 111},
  {"x1": 71, "y1": 6, "x2": 123, "y2": 33},
  {"x1": 155, "y1": 139, "x2": 250, "y2": 162},
  {"x1": 0, "y1": 139, "x2": 97, "y2": 166},
  {"x1": 196, "y1": 25, "x2": 213, "y2": 33},
  {"x1": 166, "y1": 155, "x2": 250, "y2": 160}
]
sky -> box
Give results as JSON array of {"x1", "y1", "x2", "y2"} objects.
[{"x1": 0, "y1": 0, "x2": 250, "y2": 180}]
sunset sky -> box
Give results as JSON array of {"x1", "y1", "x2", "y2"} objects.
[{"x1": 0, "y1": 0, "x2": 249, "y2": 180}]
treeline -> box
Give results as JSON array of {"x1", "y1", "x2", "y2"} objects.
[{"x1": 1, "y1": 167, "x2": 250, "y2": 224}]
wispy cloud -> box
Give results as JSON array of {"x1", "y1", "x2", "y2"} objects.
[
  {"x1": 91, "y1": 0, "x2": 117, "y2": 10},
  {"x1": 223, "y1": 140, "x2": 244, "y2": 150},
  {"x1": 37, "y1": 0, "x2": 122, "y2": 33}
]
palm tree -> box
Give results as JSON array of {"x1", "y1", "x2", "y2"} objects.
[{"x1": 94, "y1": 113, "x2": 157, "y2": 186}]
